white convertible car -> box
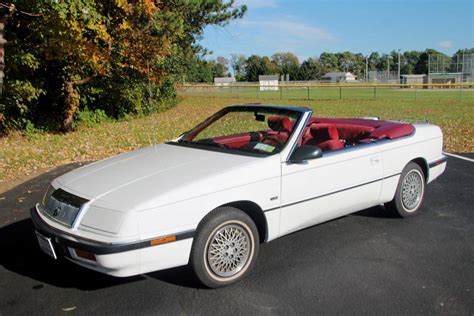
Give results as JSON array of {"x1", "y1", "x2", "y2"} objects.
[{"x1": 32, "y1": 104, "x2": 447, "y2": 287}]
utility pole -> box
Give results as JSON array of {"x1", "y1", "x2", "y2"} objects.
[
  {"x1": 397, "y1": 49, "x2": 401, "y2": 84},
  {"x1": 365, "y1": 56, "x2": 369, "y2": 82},
  {"x1": 387, "y1": 56, "x2": 390, "y2": 83},
  {"x1": 428, "y1": 54, "x2": 431, "y2": 84}
]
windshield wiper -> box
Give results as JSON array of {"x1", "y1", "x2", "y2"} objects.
[
  {"x1": 177, "y1": 139, "x2": 191, "y2": 144},
  {"x1": 177, "y1": 138, "x2": 230, "y2": 150}
]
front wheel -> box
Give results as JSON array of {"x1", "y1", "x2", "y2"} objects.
[
  {"x1": 385, "y1": 162, "x2": 425, "y2": 217},
  {"x1": 190, "y1": 206, "x2": 259, "y2": 288}
]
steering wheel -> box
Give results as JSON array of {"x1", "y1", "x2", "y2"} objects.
[{"x1": 261, "y1": 136, "x2": 283, "y2": 148}]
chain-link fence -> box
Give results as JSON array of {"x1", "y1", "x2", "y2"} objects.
[
  {"x1": 429, "y1": 53, "x2": 474, "y2": 83},
  {"x1": 178, "y1": 83, "x2": 474, "y2": 102}
]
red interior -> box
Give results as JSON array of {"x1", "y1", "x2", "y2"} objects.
[
  {"x1": 267, "y1": 116, "x2": 292, "y2": 133},
  {"x1": 302, "y1": 117, "x2": 414, "y2": 151},
  {"x1": 304, "y1": 124, "x2": 345, "y2": 151},
  {"x1": 213, "y1": 116, "x2": 294, "y2": 148},
  {"x1": 211, "y1": 115, "x2": 414, "y2": 153},
  {"x1": 213, "y1": 133, "x2": 253, "y2": 148}
]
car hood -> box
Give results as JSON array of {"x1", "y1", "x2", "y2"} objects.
[{"x1": 54, "y1": 143, "x2": 274, "y2": 212}]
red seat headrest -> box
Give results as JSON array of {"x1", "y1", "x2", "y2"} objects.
[
  {"x1": 268, "y1": 116, "x2": 292, "y2": 132},
  {"x1": 310, "y1": 124, "x2": 339, "y2": 142}
]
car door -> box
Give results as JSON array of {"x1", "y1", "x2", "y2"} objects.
[{"x1": 279, "y1": 145, "x2": 383, "y2": 237}]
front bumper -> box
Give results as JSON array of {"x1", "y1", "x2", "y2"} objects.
[{"x1": 31, "y1": 205, "x2": 195, "y2": 277}]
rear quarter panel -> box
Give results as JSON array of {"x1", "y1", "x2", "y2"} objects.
[{"x1": 379, "y1": 123, "x2": 444, "y2": 203}]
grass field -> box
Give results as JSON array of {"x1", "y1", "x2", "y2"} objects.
[
  {"x1": 1, "y1": 96, "x2": 473, "y2": 187},
  {"x1": 180, "y1": 85, "x2": 474, "y2": 102}
]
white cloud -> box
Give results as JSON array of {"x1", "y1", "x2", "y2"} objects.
[
  {"x1": 237, "y1": 19, "x2": 335, "y2": 43},
  {"x1": 438, "y1": 40, "x2": 453, "y2": 48},
  {"x1": 235, "y1": 0, "x2": 278, "y2": 9},
  {"x1": 231, "y1": 19, "x2": 336, "y2": 60}
]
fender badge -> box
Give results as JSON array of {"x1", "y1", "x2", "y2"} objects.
[{"x1": 270, "y1": 196, "x2": 278, "y2": 201}]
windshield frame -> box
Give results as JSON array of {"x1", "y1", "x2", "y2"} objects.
[{"x1": 167, "y1": 105, "x2": 309, "y2": 158}]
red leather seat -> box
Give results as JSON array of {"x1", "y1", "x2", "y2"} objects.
[
  {"x1": 268, "y1": 116, "x2": 292, "y2": 133},
  {"x1": 304, "y1": 124, "x2": 344, "y2": 151},
  {"x1": 267, "y1": 116, "x2": 292, "y2": 144}
]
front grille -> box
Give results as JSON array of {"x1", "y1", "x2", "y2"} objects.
[{"x1": 43, "y1": 188, "x2": 88, "y2": 227}]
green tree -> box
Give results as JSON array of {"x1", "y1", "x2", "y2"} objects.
[
  {"x1": 1, "y1": 0, "x2": 247, "y2": 132},
  {"x1": 319, "y1": 52, "x2": 339, "y2": 74},
  {"x1": 243, "y1": 55, "x2": 263, "y2": 82},
  {"x1": 415, "y1": 49, "x2": 447, "y2": 74},
  {"x1": 271, "y1": 52, "x2": 299, "y2": 80},
  {"x1": 261, "y1": 56, "x2": 279, "y2": 76},
  {"x1": 299, "y1": 57, "x2": 323, "y2": 80},
  {"x1": 368, "y1": 52, "x2": 381, "y2": 72}
]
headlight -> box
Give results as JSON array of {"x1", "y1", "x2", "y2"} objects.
[
  {"x1": 80, "y1": 205, "x2": 124, "y2": 234},
  {"x1": 42, "y1": 185, "x2": 55, "y2": 207}
]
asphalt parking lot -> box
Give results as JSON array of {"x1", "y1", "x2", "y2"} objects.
[{"x1": 0, "y1": 154, "x2": 473, "y2": 315}]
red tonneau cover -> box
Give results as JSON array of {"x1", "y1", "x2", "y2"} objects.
[{"x1": 307, "y1": 117, "x2": 414, "y2": 140}]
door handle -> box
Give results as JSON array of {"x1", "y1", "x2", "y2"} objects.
[{"x1": 370, "y1": 157, "x2": 380, "y2": 165}]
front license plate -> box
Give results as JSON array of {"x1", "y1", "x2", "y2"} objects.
[{"x1": 35, "y1": 231, "x2": 57, "y2": 259}]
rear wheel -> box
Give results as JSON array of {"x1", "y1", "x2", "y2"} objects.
[
  {"x1": 385, "y1": 162, "x2": 425, "y2": 217},
  {"x1": 190, "y1": 206, "x2": 259, "y2": 288}
]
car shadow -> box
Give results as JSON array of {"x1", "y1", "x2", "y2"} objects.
[
  {"x1": 352, "y1": 205, "x2": 398, "y2": 218},
  {"x1": 0, "y1": 163, "x2": 145, "y2": 291},
  {"x1": 0, "y1": 163, "x2": 396, "y2": 291},
  {"x1": 147, "y1": 266, "x2": 206, "y2": 289}
]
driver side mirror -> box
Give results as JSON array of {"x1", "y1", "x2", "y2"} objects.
[{"x1": 289, "y1": 145, "x2": 323, "y2": 163}]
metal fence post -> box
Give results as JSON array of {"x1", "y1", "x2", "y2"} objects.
[
  {"x1": 257, "y1": 86, "x2": 259, "y2": 99},
  {"x1": 373, "y1": 86, "x2": 376, "y2": 100},
  {"x1": 339, "y1": 86, "x2": 342, "y2": 100},
  {"x1": 415, "y1": 86, "x2": 417, "y2": 101},
  {"x1": 280, "y1": 86, "x2": 282, "y2": 100},
  {"x1": 307, "y1": 86, "x2": 310, "y2": 100},
  {"x1": 459, "y1": 85, "x2": 462, "y2": 101},
  {"x1": 236, "y1": 85, "x2": 239, "y2": 98}
]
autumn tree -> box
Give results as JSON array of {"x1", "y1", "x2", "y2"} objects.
[{"x1": 0, "y1": 0, "x2": 246, "y2": 132}]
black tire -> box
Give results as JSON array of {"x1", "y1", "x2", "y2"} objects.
[
  {"x1": 385, "y1": 162, "x2": 426, "y2": 217},
  {"x1": 190, "y1": 206, "x2": 259, "y2": 288}
]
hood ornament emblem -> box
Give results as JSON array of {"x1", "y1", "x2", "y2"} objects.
[{"x1": 52, "y1": 206, "x2": 62, "y2": 217}]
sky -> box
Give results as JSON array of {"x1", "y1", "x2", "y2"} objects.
[{"x1": 200, "y1": 0, "x2": 474, "y2": 61}]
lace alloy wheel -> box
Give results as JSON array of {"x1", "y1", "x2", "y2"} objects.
[{"x1": 206, "y1": 224, "x2": 251, "y2": 278}]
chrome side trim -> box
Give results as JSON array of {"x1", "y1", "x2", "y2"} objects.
[
  {"x1": 428, "y1": 155, "x2": 448, "y2": 168},
  {"x1": 263, "y1": 173, "x2": 401, "y2": 213}
]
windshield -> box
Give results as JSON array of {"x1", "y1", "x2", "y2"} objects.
[{"x1": 174, "y1": 106, "x2": 303, "y2": 156}]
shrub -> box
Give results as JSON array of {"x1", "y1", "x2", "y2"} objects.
[{"x1": 76, "y1": 109, "x2": 110, "y2": 128}]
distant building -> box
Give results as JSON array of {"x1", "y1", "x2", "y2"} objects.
[
  {"x1": 322, "y1": 72, "x2": 357, "y2": 83},
  {"x1": 214, "y1": 77, "x2": 236, "y2": 86},
  {"x1": 428, "y1": 73, "x2": 462, "y2": 85},
  {"x1": 259, "y1": 75, "x2": 279, "y2": 91},
  {"x1": 401, "y1": 74, "x2": 427, "y2": 86}
]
